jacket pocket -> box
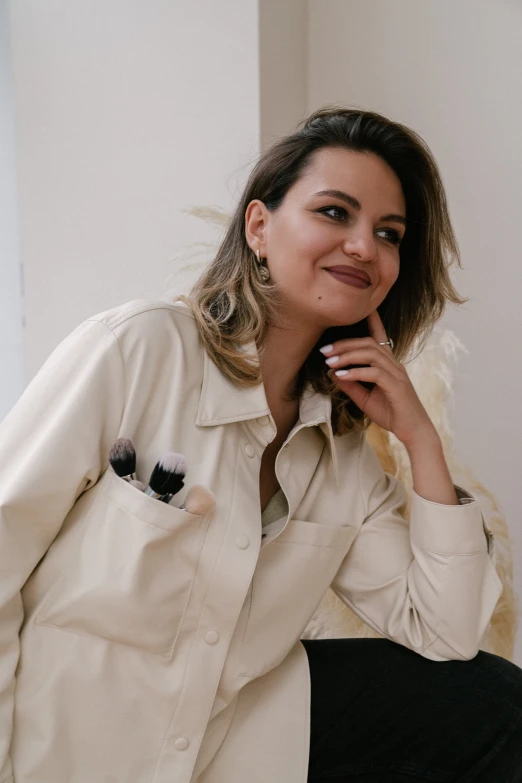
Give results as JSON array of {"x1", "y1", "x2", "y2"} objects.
[
  {"x1": 35, "y1": 469, "x2": 210, "y2": 658},
  {"x1": 237, "y1": 519, "x2": 358, "y2": 678}
]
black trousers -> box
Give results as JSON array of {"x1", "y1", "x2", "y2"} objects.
[{"x1": 302, "y1": 638, "x2": 522, "y2": 782}]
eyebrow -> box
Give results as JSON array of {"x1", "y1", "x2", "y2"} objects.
[{"x1": 313, "y1": 189, "x2": 407, "y2": 228}]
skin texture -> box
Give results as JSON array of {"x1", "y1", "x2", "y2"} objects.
[{"x1": 245, "y1": 147, "x2": 458, "y2": 507}]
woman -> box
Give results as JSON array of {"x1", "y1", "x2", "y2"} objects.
[{"x1": 0, "y1": 105, "x2": 521, "y2": 783}]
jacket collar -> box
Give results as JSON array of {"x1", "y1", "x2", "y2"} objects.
[{"x1": 195, "y1": 341, "x2": 340, "y2": 484}]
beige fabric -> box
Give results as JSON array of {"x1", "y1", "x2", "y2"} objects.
[{"x1": 0, "y1": 298, "x2": 503, "y2": 783}]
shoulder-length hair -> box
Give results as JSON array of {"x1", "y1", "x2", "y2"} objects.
[{"x1": 175, "y1": 104, "x2": 466, "y2": 435}]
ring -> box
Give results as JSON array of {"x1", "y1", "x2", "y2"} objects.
[{"x1": 379, "y1": 338, "x2": 394, "y2": 350}]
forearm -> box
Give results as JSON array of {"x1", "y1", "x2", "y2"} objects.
[{"x1": 405, "y1": 426, "x2": 459, "y2": 506}]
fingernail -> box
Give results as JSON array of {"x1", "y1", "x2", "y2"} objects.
[
  {"x1": 335, "y1": 369, "x2": 350, "y2": 377},
  {"x1": 325, "y1": 355, "x2": 339, "y2": 366},
  {"x1": 319, "y1": 345, "x2": 333, "y2": 354}
]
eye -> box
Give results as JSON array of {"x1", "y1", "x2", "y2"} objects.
[
  {"x1": 317, "y1": 205, "x2": 348, "y2": 221},
  {"x1": 376, "y1": 228, "x2": 403, "y2": 246},
  {"x1": 317, "y1": 206, "x2": 403, "y2": 246}
]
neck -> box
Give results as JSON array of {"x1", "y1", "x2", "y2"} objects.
[{"x1": 257, "y1": 321, "x2": 323, "y2": 409}]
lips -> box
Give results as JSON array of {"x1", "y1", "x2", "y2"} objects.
[{"x1": 325, "y1": 265, "x2": 372, "y2": 285}]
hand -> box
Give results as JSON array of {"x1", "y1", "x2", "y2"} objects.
[{"x1": 320, "y1": 309, "x2": 437, "y2": 449}]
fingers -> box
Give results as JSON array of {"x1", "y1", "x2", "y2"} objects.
[
  {"x1": 326, "y1": 369, "x2": 372, "y2": 408},
  {"x1": 323, "y1": 346, "x2": 404, "y2": 381},
  {"x1": 330, "y1": 365, "x2": 396, "y2": 392},
  {"x1": 366, "y1": 309, "x2": 389, "y2": 346},
  {"x1": 321, "y1": 336, "x2": 393, "y2": 357}
]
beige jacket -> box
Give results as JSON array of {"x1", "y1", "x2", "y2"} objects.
[{"x1": 0, "y1": 299, "x2": 502, "y2": 783}]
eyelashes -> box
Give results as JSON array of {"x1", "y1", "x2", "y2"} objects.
[{"x1": 317, "y1": 205, "x2": 403, "y2": 246}]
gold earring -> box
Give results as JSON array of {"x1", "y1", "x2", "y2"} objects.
[{"x1": 255, "y1": 248, "x2": 270, "y2": 282}]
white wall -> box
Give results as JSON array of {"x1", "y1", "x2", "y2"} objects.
[
  {"x1": 307, "y1": 0, "x2": 522, "y2": 664},
  {"x1": 0, "y1": 0, "x2": 25, "y2": 418},
  {"x1": 8, "y1": 0, "x2": 260, "y2": 376},
  {"x1": 259, "y1": 0, "x2": 307, "y2": 150}
]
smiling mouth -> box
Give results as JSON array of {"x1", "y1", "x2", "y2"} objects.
[
  {"x1": 325, "y1": 268, "x2": 371, "y2": 289},
  {"x1": 325, "y1": 265, "x2": 372, "y2": 284}
]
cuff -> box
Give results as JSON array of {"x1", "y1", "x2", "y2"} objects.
[
  {"x1": 410, "y1": 484, "x2": 491, "y2": 556},
  {"x1": 454, "y1": 484, "x2": 497, "y2": 563}
]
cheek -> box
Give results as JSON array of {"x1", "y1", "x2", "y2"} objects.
[
  {"x1": 269, "y1": 218, "x2": 314, "y2": 269},
  {"x1": 270, "y1": 233, "x2": 328, "y2": 284},
  {"x1": 382, "y1": 256, "x2": 400, "y2": 289},
  {"x1": 275, "y1": 214, "x2": 331, "y2": 260},
  {"x1": 372, "y1": 258, "x2": 400, "y2": 306}
]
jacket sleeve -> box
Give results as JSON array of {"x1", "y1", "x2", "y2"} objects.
[
  {"x1": 0, "y1": 318, "x2": 125, "y2": 781},
  {"x1": 331, "y1": 433, "x2": 504, "y2": 662}
]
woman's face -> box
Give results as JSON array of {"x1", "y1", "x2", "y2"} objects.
[{"x1": 245, "y1": 147, "x2": 406, "y2": 330}]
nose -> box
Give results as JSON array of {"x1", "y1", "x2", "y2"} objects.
[{"x1": 342, "y1": 227, "x2": 375, "y2": 263}]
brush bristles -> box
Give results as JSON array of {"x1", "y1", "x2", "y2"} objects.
[
  {"x1": 183, "y1": 485, "x2": 216, "y2": 516},
  {"x1": 158, "y1": 452, "x2": 187, "y2": 474},
  {"x1": 148, "y1": 452, "x2": 187, "y2": 496},
  {"x1": 109, "y1": 438, "x2": 136, "y2": 477}
]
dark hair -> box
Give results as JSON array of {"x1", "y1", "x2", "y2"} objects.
[{"x1": 177, "y1": 103, "x2": 466, "y2": 434}]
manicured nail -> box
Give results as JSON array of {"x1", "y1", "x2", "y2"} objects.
[
  {"x1": 319, "y1": 345, "x2": 333, "y2": 354},
  {"x1": 325, "y1": 355, "x2": 339, "y2": 366},
  {"x1": 335, "y1": 369, "x2": 350, "y2": 377}
]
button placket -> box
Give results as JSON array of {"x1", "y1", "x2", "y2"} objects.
[
  {"x1": 160, "y1": 424, "x2": 262, "y2": 777},
  {"x1": 235, "y1": 534, "x2": 250, "y2": 549},
  {"x1": 244, "y1": 443, "x2": 255, "y2": 458},
  {"x1": 204, "y1": 630, "x2": 219, "y2": 644},
  {"x1": 248, "y1": 416, "x2": 276, "y2": 447}
]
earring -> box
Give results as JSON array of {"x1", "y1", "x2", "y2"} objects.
[{"x1": 255, "y1": 248, "x2": 270, "y2": 282}]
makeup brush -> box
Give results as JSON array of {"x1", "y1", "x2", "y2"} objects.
[
  {"x1": 144, "y1": 452, "x2": 187, "y2": 503},
  {"x1": 179, "y1": 485, "x2": 216, "y2": 516},
  {"x1": 109, "y1": 438, "x2": 137, "y2": 481}
]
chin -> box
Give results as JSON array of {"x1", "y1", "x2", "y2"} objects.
[{"x1": 318, "y1": 303, "x2": 367, "y2": 329}]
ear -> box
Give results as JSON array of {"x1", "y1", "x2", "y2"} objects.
[{"x1": 244, "y1": 199, "x2": 269, "y2": 255}]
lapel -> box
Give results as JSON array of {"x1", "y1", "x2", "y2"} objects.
[{"x1": 195, "y1": 342, "x2": 341, "y2": 488}]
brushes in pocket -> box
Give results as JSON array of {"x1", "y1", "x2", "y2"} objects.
[
  {"x1": 109, "y1": 438, "x2": 137, "y2": 481},
  {"x1": 144, "y1": 452, "x2": 187, "y2": 503}
]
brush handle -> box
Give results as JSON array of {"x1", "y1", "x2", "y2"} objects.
[
  {"x1": 158, "y1": 478, "x2": 185, "y2": 503},
  {"x1": 144, "y1": 487, "x2": 162, "y2": 499},
  {"x1": 143, "y1": 488, "x2": 173, "y2": 503},
  {"x1": 110, "y1": 466, "x2": 137, "y2": 482}
]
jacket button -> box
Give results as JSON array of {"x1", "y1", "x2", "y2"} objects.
[
  {"x1": 205, "y1": 630, "x2": 220, "y2": 644},
  {"x1": 235, "y1": 534, "x2": 250, "y2": 549},
  {"x1": 257, "y1": 415, "x2": 270, "y2": 426},
  {"x1": 244, "y1": 443, "x2": 255, "y2": 458},
  {"x1": 175, "y1": 737, "x2": 190, "y2": 751}
]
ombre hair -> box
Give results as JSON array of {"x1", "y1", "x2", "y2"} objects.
[{"x1": 175, "y1": 104, "x2": 466, "y2": 435}]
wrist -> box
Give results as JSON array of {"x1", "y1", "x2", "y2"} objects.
[
  {"x1": 405, "y1": 428, "x2": 458, "y2": 505},
  {"x1": 403, "y1": 424, "x2": 442, "y2": 457}
]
